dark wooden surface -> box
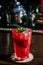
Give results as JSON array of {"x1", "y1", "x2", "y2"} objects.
[{"x1": 0, "y1": 32, "x2": 43, "y2": 65}]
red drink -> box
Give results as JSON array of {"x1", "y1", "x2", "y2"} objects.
[{"x1": 12, "y1": 28, "x2": 32, "y2": 60}]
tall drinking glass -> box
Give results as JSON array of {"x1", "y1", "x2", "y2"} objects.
[{"x1": 12, "y1": 28, "x2": 32, "y2": 60}]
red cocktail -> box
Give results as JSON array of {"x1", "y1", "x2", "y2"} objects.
[{"x1": 12, "y1": 28, "x2": 32, "y2": 60}]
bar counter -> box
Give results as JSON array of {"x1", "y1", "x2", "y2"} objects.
[{"x1": 0, "y1": 28, "x2": 43, "y2": 65}]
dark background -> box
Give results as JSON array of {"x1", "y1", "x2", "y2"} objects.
[
  {"x1": 1, "y1": 0, "x2": 43, "y2": 29},
  {"x1": 0, "y1": 0, "x2": 40, "y2": 11}
]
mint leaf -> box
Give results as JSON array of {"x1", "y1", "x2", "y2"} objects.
[{"x1": 17, "y1": 25, "x2": 23, "y2": 32}]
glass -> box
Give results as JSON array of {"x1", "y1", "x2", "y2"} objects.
[{"x1": 12, "y1": 28, "x2": 32, "y2": 60}]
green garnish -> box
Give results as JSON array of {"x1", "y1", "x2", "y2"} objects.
[{"x1": 17, "y1": 25, "x2": 23, "y2": 32}]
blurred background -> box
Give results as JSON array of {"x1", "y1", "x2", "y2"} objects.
[
  {"x1": 0, "y1": 0, "x2": 43, "y2": 29},
  {"x1": 0, "y1": 0, "x2": 40, "y2": 11}
]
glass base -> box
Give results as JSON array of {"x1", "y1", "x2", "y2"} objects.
[{"x1": 11, "y1": 53, "x2": 34, "y2": 63}]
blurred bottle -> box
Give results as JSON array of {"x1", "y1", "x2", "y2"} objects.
[{"x1": 6, "y1": 1, "x2": 27, "y2": 27}]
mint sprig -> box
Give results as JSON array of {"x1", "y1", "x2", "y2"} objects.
[{"x1": 17, "y1": 25, "x2": 23, "y2": 32}]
